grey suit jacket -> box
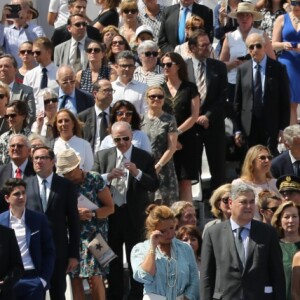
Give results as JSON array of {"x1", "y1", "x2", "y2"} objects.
[
  {"x1": 200, "y1": 219, "x2": 286, "y2": 300},
  {"x1": 11, "y1": 81, "x2": 36, "y2": 126},
  {"x1": 53, "y1": 38, "x2": 91, "y2": 70}
]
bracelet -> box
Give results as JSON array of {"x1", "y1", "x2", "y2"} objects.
[{"x1": 148, "y1": 248, "x2": 156, "y2": 255}]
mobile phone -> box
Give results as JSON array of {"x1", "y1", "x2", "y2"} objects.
[
  {"x1": 291, "y1": 42, "x2": 298, "y2": 48},
  {"x1": 237, "y1": 54, "x2": 251, "y2": 61},
  {"x1": 6, "y1": 4, "x2": 21, "y2": 19}
]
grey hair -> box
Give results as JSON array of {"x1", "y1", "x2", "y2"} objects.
[
  {"x1": 28, "y1": 133, "x2": 46, "y2": 143},
  {"x1": 231, "y1": 183, "x2": 255, "y2": 201},
  {"x1": 41, "y1": 88, "x2": 58, "y2": 99},
  {"x1": 7, "y1": 134, "x2": 31, "y2": 149},
  {"x1": 116, "y1": 50, "x2": 135, "y2": 63},
  {"x1": 111, "y1": 121, "x2": 132, "y2": 133},
  {"x1": 245, "y1": 33, "x2": 265, "y2": 46},
  {"x1": 56, "y1": 65, "x2": 75, "y2": 80},
  {"x1": 283, "y1": 125, "x2": 300, "y2": 146},
  {"x1": 137, "y1": 40, "x2": 159, "y2": 56}
]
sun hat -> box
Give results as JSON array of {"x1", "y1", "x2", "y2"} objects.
[
  {"x1": 27, "y1": 0, "x2": 39, "y2": 19},
  {"x1": 136, "y1": 25, "x2": 154, "y2": 38},
  {"x1": 56, "y1": 149, "x2": 81, "y2": 175},
  {"x1": 228, "y1": 2, "x2": 263, "y2": 21}
]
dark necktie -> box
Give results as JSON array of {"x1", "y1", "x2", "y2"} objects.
[
  {"x1": 40, "y1": 179, "x2": 48, "y2": 212},
  {"x1": 60, "y1": 94, "x2": 69, "y2": 109},
  {"x1": 99, "y1": 111, "x2": 108, "y2": 142},
  {"x1": 178, "y1": 7, "x2": 188, "y2": 44},
  {"x1": 198, "y1": 61, "x2": 207, "y2": 101},
  {"x1": 40, "y1": 67, "x2": 48, "y2": 89},
  {"x1": 73, "y1": 42, "x2": 81, "y2": 72},
  {"x1": 15, "y1": 167, "x2": 22, "y2": 179},
  {"x1": 234, "y1": 227, "x2": 246, "y2": 269},
  {"x1": 294, "y1": 161, "x2": 300, "y2": 177},
  {"x1": 253, "y1": 64, "x2": 263, "y2": 118}
]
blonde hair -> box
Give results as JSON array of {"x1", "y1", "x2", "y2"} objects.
[
  {"x1": 185, "y1": 16, "x2": 204, "y2": 29},
  {"x1": 209, "y1": 183, "x2": 231, "y2": 218}
]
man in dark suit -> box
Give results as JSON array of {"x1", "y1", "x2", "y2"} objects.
[
  {"x1": 92, "y1": 121, "x2": 159, "y2": 300},
  {"x1": 56, "y1": 65, "x2": 94, "y2": 115},
  {"x1": 0, "y1": 224, "x2": 23, "y2": 300},
  {"x1": 0, "y1": 54, "x2": 36, "y2": 125},
  {"x1": 201, "y1": 183, "x2": 286, "y2": 300},
  {"x1": 158, "y1": 0, "x2": 213, "y2": 54},
  {"x1": 271, "y1": 125, "x2": 300, "y2": 178},
  {"x1": 0, "y1": 178, "x2": 55, "y2": 300},
  {"x1": 186, "y1": 30, "x2": 227, "y2": 191},
  {"x1": 51, "y1": 0, "x2": 101, "y2": 48},
  {"x1": 25, "y1": 146, "x2": 80, "y2": 300},
  {"x1": 234, "y1": 33, "x2": 290, "y2": 156},
  {"x1": 0, "y1": 134, "x2": 35, "y2": 213},
  {"x1": 78, "y1": 79, "x2": 112, "y2": 153}
]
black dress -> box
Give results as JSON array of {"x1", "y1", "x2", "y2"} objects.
[
  {"x1": 93, "y1": 9, "x2": 119, "y2": 28},
  {"x1": 162, "y1": 81, "x2": 199, "y2": 182}
]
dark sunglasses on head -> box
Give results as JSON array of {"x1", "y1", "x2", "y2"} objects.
[
  {"x1": 20, "y1": 49, "x2": 33, "y2": 55},
  {"x1": 148, "y1": 94, "x2": 164, "y2": 100},
  {"x1": 4, "y1": 113, "x2": 18, "y2": 119},
  {"x1": 248, "y1": 43, "x2": 262, "y2": 50},
  {"x1": 263, "y1": 206, "x2": 279, "y2": 213},
  {"x1": 123, "y1": 9, "x2": 138, "y2": 14},
  {"x1": 0, "y1": 94, "x2": 7, "y2": 99},
  {"x1": 116, "y1": 111, "x2": 133, "y2": 117},
  {"x1": 112, "y1": 40, "x2": 125, "y2": 46},
  {"x1": 32, "y1": 51, "x2": 41, "y2": 56},
  {"x1": 221, "y1": 196, "x2": 229, "y2": 204},
  {"x1": 113, "y1": 136, "x2": 130, "y2": 143},
  {"x1": 86, "y1": 47, "x2": 101, "y2": 54},
  {"x1": 258, "y1": 155, "x2": 273, "y2": 161},
  {"x1": 144, "y1": 51, "x2": 158, "y2": 57},
  {"x1": 161, "y1": 62, "x2": 177, "y2": 68},
  {"x1": 73, "y1": 21, "x2": 87, "y2": 28},
  {"x1": 44, "y1": 98, "x2": 58, "y2": 105},
  {"x1": 291, "y1": 1, "x2": 300, "y2": 6}
]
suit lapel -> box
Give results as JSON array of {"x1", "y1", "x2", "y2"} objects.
[
  {"x1": 64, "y1": 41, "x2": 71, "y2": 64},
  {"x1": 33, "y1": 176, "x2": 43, "y2": 211},
  {"x1": 225, "y1": 221, "x2": 242, "y2": 269},
  {"x1": 24, "y1": 209, "x2": 32, "y2": 248}
]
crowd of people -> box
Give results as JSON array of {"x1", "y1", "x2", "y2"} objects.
[{"x1": 1, "y1": 0, "x2": 300, "y2": 299}]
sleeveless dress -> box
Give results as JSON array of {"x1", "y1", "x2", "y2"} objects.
[
  {"x1": 278, "y1": 13, "x2": 300, "y2": 103},
  {"x1": 80, "y1": 66, "x2": 111, "y2": 94}
]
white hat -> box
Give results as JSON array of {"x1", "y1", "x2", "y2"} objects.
[
  {"x1": 136, "y1": 25, "x2": 154, "y2": 38},
  {"x1": 56, "y1": 149, "x2": 81, "y2": 175}
]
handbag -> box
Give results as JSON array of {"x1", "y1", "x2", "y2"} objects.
[{"x1": 88, "y1": 233, "x2": 117, "y2": 268}]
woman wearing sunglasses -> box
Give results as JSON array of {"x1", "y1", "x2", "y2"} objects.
[
  {"x1": 202, "y1": 183, "x2": 232, "y2": 236},
  {"x1": 271, "y1": 201, "x2": 300, "y2": 300},
  {"x1": 75, "y1": 40, "x2": 110, "y2": 94},
  {"x1": 0, "y1": 100, "x2": 31, "y2": 165},
  {"x1": 232, "y1": 144, "x2": 279, "y2": 220},
  {"x1": 273, "y1": 0, "x2": 300, "y2": 125},
  {"x1": 134, "y1": 41, "x2": 165, "y2": 86},
  {"x1": 141, "y1": 86, "x2": 178, "y2": 205},
  {"x1": 0, "y1": 82, "x2": 10, "y2": 135},
  {"x1": 31, "y1": 88, "x2": 58, "y2": 146},
  {"x1": 16, "y1": 41, "x2": 35, "y2": 84},
  {"x1": 100, "y1": 100, "x2": 151, "y2": 153},
  {"x1": 161, "y1": 52, "x2": 200, "y2": 202}
]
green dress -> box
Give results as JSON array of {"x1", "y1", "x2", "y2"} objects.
[{"x1": 280, "y1": 240, "x2": 300, "y2": 300}]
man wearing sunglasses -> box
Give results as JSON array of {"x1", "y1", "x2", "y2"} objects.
[
  {"x1": 54, "y1": 13, "x2": 92, "y2": 73},
  {"x1": 93, "y1": 121, "x2": 159, "y2": 300},
  {"x1": 234, "y1": 33, "x2": 290, "y2": 156}
]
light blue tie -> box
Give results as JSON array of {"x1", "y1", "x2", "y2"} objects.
[{"x1": 178, "y1": 7, "x2": 188, "y2": 44}]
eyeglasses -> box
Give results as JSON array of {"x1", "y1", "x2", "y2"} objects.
[
  {"x1": 86, "y1": 47, "x2": 101, "y2": 54},
  {"x1": 116, "y1": 111, "x2": 133, "y2": 117},
  {"x1": 198, "y1": 43, "x2": 211, "y2": 49},
  {"x1": 113, "y1": 136, "x2": 130, "y2": 143},
  {"x1": 61, "y1": 79, "x2": 75, "y2": 85},
  {"x1": 264, "y1": 206, "x2": 279, "y2": 213},
  {"x1": 148, "y1": 94, "x2": 164, "y2": 100},
  {"x1": 0, "y1": 94, "x2": 7, "y2": 99},
  {"x1": 161, "y1": 62, "x2": 177, "y2": 68},
  {"x1": 221, "y1": 196, "x2": 229, "y2": 204},
  {"x1": 258, "y1": 155, "x2": 273, "y2": 161},
  {"x1": 144, "y1": 51, "x2": 158, "y2": 57},
  {"x1": 19, "y1": 49, "x2": 33, "y2": 55},
  {"x1": 118, "y1": 64, "x2": 135, "y2": 69},
  {"x1": 73, "y1": 21, "x2": 87, "y2": 28},
  {"x1": 123, "y1": 9, "x2": 138, "y2": 14},
  {"x1": 9, "y1": 143, "x2": 24, "y2": 149},
  {"x1": 99, "y1": 88, "x2": 115, "y2": 94},
  {"x1": 44, "y1": 98, "x2": 58, "y2": 105},
  {"x1": 291, "y1": 1, "x2": 300, "y2": 6},
  {"x1": 238, "y1": 199, "x2": 255, "y2": 206},
  {"x1": 4, "y1": 113, "x2": 18, "y2": 119},
  {"x1": 33, "y1": 155, "x2": 51, "y2": 161},
  {"x1": 32, "y1": 51, "x2": 41, "y2": 56},
  {"x1": 248, "y1": 43, "x2": 263, "y2": 50},
  {"x1": 112, "y1": 40, "x2": 125, "y2": 46}
]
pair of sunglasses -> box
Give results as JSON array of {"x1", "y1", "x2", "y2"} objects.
[{"x1": 113, "y1": 136, "x2": 130, "y2": 143}]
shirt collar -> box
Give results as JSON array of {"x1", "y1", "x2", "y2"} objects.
[
  {"x1": 116, "y1": 145, "x2": 133, "y2": 161},
  {"x1": 95, "y1": 105, "x2": 110, "y2": 116},
  {"x1": 71, "y1": 35, "x2": 87, "y2": 46},
  {"x1": 59, "y1": 88, "x2": 75, "y2": 98},
  {"x1": 37, "y1": 172, "x2": 54, "y2": 185},
  {"x1": 230, "y1": 218, "x2": 251, "y2": 231},
  {"x1": 10, "y1": 208, "x2": 26, "y2": 222},
  {"x1": 180, "y1": 3, "x2": 193, "y2": 11},
  {"x1": 252, "y1": 55, "x2": 267, "y2": 70},
  {"x1": 12, "y1": 158, "x2": 28, "y2": 174}
]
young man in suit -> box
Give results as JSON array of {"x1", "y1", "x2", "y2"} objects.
[
  {"x1": 0, "y1": 224, "x2": 23, "y2": 300},
  {"x1": 0, "y1": 178, "x2": 55, "y2": 300},
  {"x1": 78, "y1": 79, "x2": 113, "y2": 153},
  {"x1": 201, "y1": 183, "x2": 286, "y2": 300},
  {"x1": 25, "y1": 146, "x2": 80, "y2": 300},
  {"x1": 158, "y1": 0, "x2": 213, "y2": 54},
  {"x1": 92, "y1": 121, "x2": 159, "y2": 300},
  {"x1": 234, "y1": 33, "x2": 290, "y2": 156},
  {"x1": 186, "y1": 29, "x2": 228, "y2": 192}
]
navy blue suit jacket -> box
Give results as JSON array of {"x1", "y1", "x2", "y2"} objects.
[
  {"x1": 271, "y1": 151, "x2": 294, "y2": 179},
  {"x1": 0, "y1": 209, "x2": 55, "y2": 288},
  {"x1": 75, "y1": 88, "x2": 94, "y2": 114}
]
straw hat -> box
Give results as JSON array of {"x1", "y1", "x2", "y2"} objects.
[
  {"x1": 228, "y1": 2, "x2": 263, "y2": 21},
  {"x1": 56, "y1": 149, "x2": 81, "y2": 175},
  {"x1": 27, "y1": 1, "x2": 39, "y2": 19}
]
